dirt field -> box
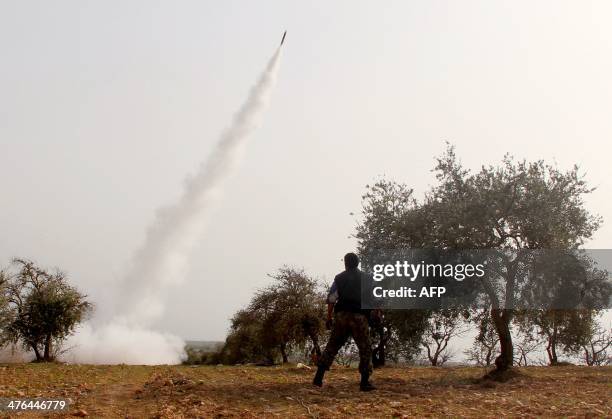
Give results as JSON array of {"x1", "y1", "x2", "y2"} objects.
[{"x1": 0, "y1": 363, "x2": 610, "y2": 418}]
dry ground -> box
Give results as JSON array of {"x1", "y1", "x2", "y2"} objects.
[{"x1": 0, "y1": 364, "x2": 610, "y2": 418}]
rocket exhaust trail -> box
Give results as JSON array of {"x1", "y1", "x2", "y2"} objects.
[
  {"x1": 118, "y1": 44, "x2": 283, "y2": 325},
  {"x1": 65, "y1": 42, "x2": 283, "y2": 364}
]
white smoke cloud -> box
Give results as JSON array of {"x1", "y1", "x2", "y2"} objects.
[
  {"x1": 63, "y1": 47, "x2": 283, "y2": 364},
  {"x1": 64, "y1": 323, "x2": 185, "y2": 365}
]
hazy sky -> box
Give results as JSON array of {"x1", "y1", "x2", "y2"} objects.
[{"x1": 1, "y1": 1, "x2": 611, "y2": 340}]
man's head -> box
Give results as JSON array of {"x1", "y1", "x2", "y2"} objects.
[{"x1": 344, "y1": 252, "x2": 359, "y2": 270}]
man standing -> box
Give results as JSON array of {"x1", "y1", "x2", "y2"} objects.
[{"x1": 313, "y1": 252, "x2": 375, "y2": 391}]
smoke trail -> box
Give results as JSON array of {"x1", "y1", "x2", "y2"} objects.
[
  {"x1": 119, "y1": 46, "x2": 282, "y2": 325},
  {"x1": 64, "y1": 46, "x2": 283, "y2": 364}
]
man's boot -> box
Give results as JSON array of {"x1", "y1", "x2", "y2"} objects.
[
  {"x1": 360, "y1": 372, "x2": 376, "y2": 392},
  {"x1": 313, "y1": 366, "x2": 326, "y2": 387}
]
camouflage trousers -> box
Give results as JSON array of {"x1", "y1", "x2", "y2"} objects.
[{"x1": 318, "y1": 311, "x2": 373, "y2": 376}]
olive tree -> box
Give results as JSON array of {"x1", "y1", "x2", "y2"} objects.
[
  {"x1": 463, "y1": 310, "x2": 500, "y2": 367},
  {"x1": 515, "y1": 309, "x2": 597, "y2": 365},
  {"x1": 221, "y1": 267, "x2": 326, "y2": 364},
  {"x1": 357, "y1": 180, "x2": 432, "y2": 366},
  {"x1": 357, "y1": 145, "x2": 603, "y2": 372},
  {"x1": 421, "y1": 309, "x2": 469, "y2": 366},
  {"x1": 4, "y1": 259, "x2": 92, "y2": 362},
  {"x1": 580, "y1": 324, "x2": 611, "y2": 366}
]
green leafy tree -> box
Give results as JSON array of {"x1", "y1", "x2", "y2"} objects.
[
  {"x1": 515, "y1": 250, "x2": 610, "y2": 365},
  {"x1": 421, "y1": 309, "x2": 469, "y2": 366},
  {"x1": 254, "y1": 267, "x2": 326, "y2": 363},
  {"x1": 464, "y1": 310, "x2": 500, "y2": 367},
  {"x1": 357, "y1": 145, "x2": 602, "y2": 372},
  {"x1": 371, "y1": 309, "x2": 428, "y2": 366},
  {"x1": 515, "y1": 309, "x2": 597, "y2": 365},
  {"x1": 357, "y1": 181, "x2": 432, "y2": 366},
  {"x1": 221, "y1": 267, "x2": 326, "y2": 365},
  {"x1": 222, "y1": 309, "x2": 271, "y2": 364},
  {"x1": 4, "y1": 259, "x2": 92, "y2": 362},
  {"x1": 514, "y1": 331, "x2": 542, "y2": 367},
  {"x1": 426, "y1": 146, "x2": 603, "y2": 372},
  {"x1": 580, "y1": 323, "x2": 611, "y2": 366}
]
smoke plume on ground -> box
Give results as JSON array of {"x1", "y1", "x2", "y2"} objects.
[{"x1": 64, "y1": 47, "x2": 283, "y2": 364}]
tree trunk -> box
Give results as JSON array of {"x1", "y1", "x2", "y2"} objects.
[
  {"x1": 546, "y1": 338, "x2": 558, "y2": 365},
  {"x1": 308, "y1": 333, "x2": 321, "y2": 356},
  {"x1": 485, "y1": 346, "x2": 493, "y2": 366},
  {"x1": 372, "y1": 325, "x2": 386, "y2": 368},
  {"x1": 428, "y1": 342, "x2": 440, "y2": 366},
  {"x1": 32, "y1": 344, "x2": 42, "y2": 362},
  {"x1": 279, "y1": 342, "x2": 288, "y2": 364},
  {"x1": 431, "y1": 339, "x2": 448, "y2": 366},
  {"x1": 44, "y1": 334, "x2": 52, "y2": 361},
  {"x1": 583, "y1": 347, "x2": 590, "y2": 366},
  {"x1": 491, "y1": 308, "x2": 513, "y2": 371},
  {"x1": 378, "y1": 339, "x2": 386, "y2": 366},
  {"x1": 308, "y1": 333, "x2": 321, "y2": 365}
]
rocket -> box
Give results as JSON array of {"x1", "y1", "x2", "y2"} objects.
[{"x1": 280, "y1": 31, "x2": 287, "y2": 46}]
